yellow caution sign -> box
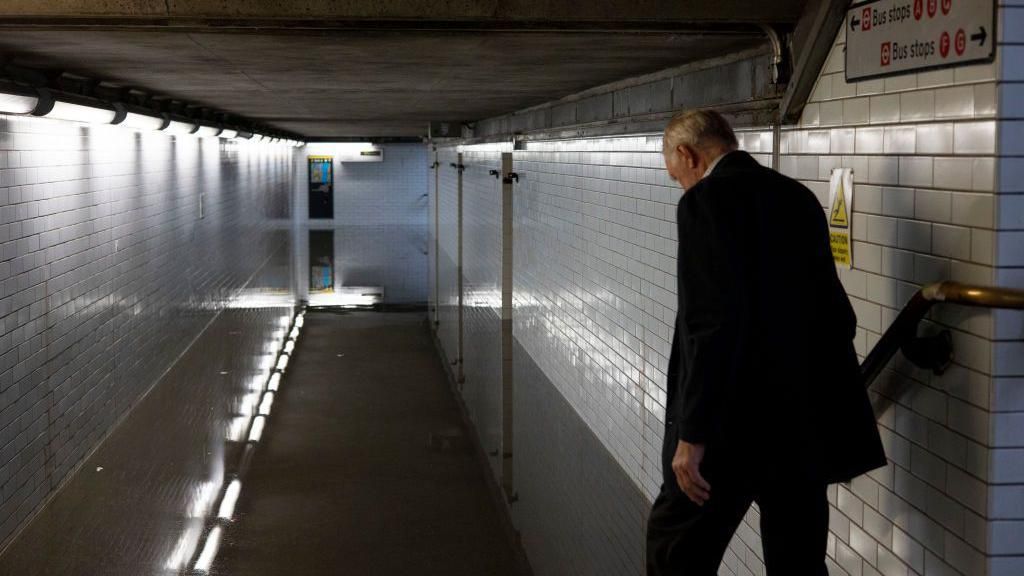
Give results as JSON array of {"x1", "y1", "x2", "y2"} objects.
[
  {"x1": 829, "y1": 178, "x2": 849, "y2": 228},
  {"x1": 828, "y1": 168, "x2": 854, "y2": 269}
]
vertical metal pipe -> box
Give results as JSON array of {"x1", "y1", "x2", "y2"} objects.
[
  {"x1": 433, "y1": 147, "x2": 440, "y2": 328},
  {"x1": 499, "y1": 151, "x2": 515, "y2": 501},
  {"x1": 772, "y1": 123, "x2": 782, "y2": 171},
  {"x1": 456, "y1": 152, "x2": 465, "y2": 386}
]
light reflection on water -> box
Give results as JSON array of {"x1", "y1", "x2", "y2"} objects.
[{"x1": 295, "y1": 224, "x2": 427, "y2": 305}]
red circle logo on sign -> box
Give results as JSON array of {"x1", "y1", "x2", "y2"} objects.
[
  {"x1": 940, "y1": 31, "x2": 951, "y2": 57},
  {"x1": 928, "y1": 0, "x2": 938, "y2": 17},
  {"x1": 955, "y1": 28, "x2": 966, "y2": 55},
  {"x1": 942, "y1": 0, "x2": 952, "y2": 15},
  {"x1": 914, "y1": 0, "x2": 924, "y2": 19}
]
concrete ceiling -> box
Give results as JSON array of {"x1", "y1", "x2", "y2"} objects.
[{"x1": 0, "y1": 2, "x2": 810, "y2": 138}]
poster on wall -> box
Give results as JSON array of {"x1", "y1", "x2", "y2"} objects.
[{"x1": 829, "y1": 168, "x2": 854, "y2": 269}]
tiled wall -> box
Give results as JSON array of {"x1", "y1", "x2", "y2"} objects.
[
  {"x1": 437, "y1": 148, "x2": 461, "y2": 370},
  {"x1": 992, "y1": 2, "x2": 1024, "y2": 574},
  {"x1": 294, "y1": 144, "x2": 428, "y2": 304},
  {"x1": 0, "y1": 114, "x2": 296, "y2": 547},
  {"x1": 770, "y1": 11, "x2": 1012, "y2": 576},
  {"x1": 460, "y1": 147, "x2": 508, "y2": 478},
  {"x1": 429, "y1": 7, "x2": 1022, "y2": 575}
]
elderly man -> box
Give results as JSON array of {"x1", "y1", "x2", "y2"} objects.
[{"x1": 646, "y1": 110, "x2": 886, "y2": 575}]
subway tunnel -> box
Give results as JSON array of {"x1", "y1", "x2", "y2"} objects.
[{"x1": 0, "y1": 1, "x2": 1021, "y2": 575}]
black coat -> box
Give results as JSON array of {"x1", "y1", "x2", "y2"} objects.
[{"x1": 662, "y1": 150, "x2": 886, "y2": 486}]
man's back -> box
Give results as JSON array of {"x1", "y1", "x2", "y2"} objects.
[
  {"x1": 673, "y1": 150, "x2": 882, "y2": 481},
  {"x1": 650, "y1": 110, "x2": 884, "y2": 576}
]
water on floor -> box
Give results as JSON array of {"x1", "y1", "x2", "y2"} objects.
[{"x1": 0, "y1": 309, "x2": 518, "y2": 576}]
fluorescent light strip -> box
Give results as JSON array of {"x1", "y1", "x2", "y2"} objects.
[
  {"x1": 248, "y1": 416, "x2": 266, "y2": 442},
  {"x1": 194, "y1": 125, "x2": 221, "y2": 138},
  {"x1": 46, "y1": 101, "x2": 117, "y2": 124},
  {"x1": 193, "y1": 526, "x2": 223, "y2": 573},
  {"x1": 164, "y1": 120, "x2": 195, "y2": 135},
  {"x1": 0, "y1": 92, "x2": 38, "y2": 115},
  {"x1": 220, "y1": 128, "x2": 238, "y2": 139},
  {"x1": 289, "y1": 327, "x2": 300, "y2": 340},
  {"x1": 276, "y1": 354, "x2": 289, "y2": 371},
  {"x1": 217, "y1": 480, "x2": 242, "y2": 520},
  {"x1": 258, "y1": 392, "x2": 274, "y2": 416},
  {"x1": 120, "y1": 112, "x2": 165, "y2": 131},
  {"x1": 284, "y1": 340, "x2": 295, "y2": 355},
  {"x1": 268, "y1": 373, "x2": 281, "y2": 392}
]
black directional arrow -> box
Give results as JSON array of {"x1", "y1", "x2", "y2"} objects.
[
  {"x1": 971, "y1": 26, "x2": 988, "y2": 46},
  {"x1": 851, "y1": 15, "x2": 860, "y2": 31}
]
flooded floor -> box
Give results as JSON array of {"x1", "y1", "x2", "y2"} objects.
[
  {"x1": 211, "y1": 310, "x2": 520, "y2": 575},
  {"x1": 0, "y1": 308, "x2": 519, "y2": 576}
]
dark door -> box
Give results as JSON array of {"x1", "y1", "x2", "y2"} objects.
[{"x1": 308, "y1": 156, "x2": 334, "y2": 219}]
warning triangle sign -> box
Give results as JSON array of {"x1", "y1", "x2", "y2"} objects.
[{"x1": 830, "y1": 179, "x2": 849, "y2": 228}]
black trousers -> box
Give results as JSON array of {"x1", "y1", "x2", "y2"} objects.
[{"x1": 645, "y1": 474, "x2": 829, "y2": 576}]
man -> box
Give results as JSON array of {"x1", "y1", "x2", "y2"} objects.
[{"x1": 646, "y1": 110, "x2": 886, "y2": 575}]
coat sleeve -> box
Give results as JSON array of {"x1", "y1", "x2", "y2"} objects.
[{"x1": 674, "y1": 188, "x2": 732, "y2": 444}]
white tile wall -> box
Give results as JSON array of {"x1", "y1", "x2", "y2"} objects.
[
  {"x1": 436, "y1": 149, "x2": 461, "y2": 375},
  {"x1": 294, "y1": 144, "x2": 428, "y2": 303},
  {"x1": 459, "y1": 145, "x2": 509, "y2": 478},
  {"x1": 992, "y1": 3, "x2": 1024, "y2": 574},
  {"x1": 0, "y1": 114, "x2": 296, "y2": 546},
  {"x1": 427, "y1": 7, "x2": 1021, "y2": 576},
  {"x1": 764, "y1": 6, "x2": 1016, "y2": 575}
]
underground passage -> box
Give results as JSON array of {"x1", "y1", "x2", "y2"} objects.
[{"x1": 0, "y1": 1, "x2": 1022, "y2": 575}]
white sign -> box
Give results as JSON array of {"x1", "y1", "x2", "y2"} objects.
[
  {"x1": 828, "y1": 169, "x2": 854, "y2": 269},
  {"x1": 846, "y1": 0, "x2": 995, "y2": 81}
]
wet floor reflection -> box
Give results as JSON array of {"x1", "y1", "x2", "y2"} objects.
[
  {"x1": 0, "y1": 292, "x2": 304, "y2": 575},
  {"x1": 309, "y1": 230, "x2": 334, "y2": 292},
  {"x1": 294, "y1": 224, "x2": 427, "y2": 306},
  {"x1": 0, "y1": 306, "x2": 300, "y2": 575}
]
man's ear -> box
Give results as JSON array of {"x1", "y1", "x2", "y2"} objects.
[{"x1": 677, "y1": 144, "x2": 698, "y2": 169}]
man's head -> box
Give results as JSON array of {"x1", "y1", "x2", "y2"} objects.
[{"x1": 662, "y1": 109, "x2": 739, "y2": 190}]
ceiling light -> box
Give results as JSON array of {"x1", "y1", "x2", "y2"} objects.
[
  {"x1": 164, "y1": 120, "x2": 196, "y2": 135},
  {"x1": 194, "y1": 125, "x2": 221, "y2": 138},
  {"x1": 258, "y1": 392, "x2": 274, "y2": 416},
  {"x1": 0, "y1": 91, "x2": 38, "y2": 115},
  {"x1": 120, "y1": 112, "x2": 166, "y2": 131},
  {"x1": 219, "y1": 128, "x2": 238, "y2": 139},
  {"x1": 217, "y1": 480, "x2": 242, "y2": 520},
  {"x1": 248, "y1": 416, "x2": 266, "y2": 442},
  {"x1": 46, "y1": 100, "x2": 118, "y2": 124},
  {"x1": 193, "y1": 526, "x2": 222, "y2": 573}
]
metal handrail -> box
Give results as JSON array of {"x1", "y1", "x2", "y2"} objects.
[{"x1": 859, "y1": 281, "x2": 1024, "y2": 389}]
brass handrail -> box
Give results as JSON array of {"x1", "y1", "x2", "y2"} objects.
[
  {"x1": 859, "y1": 281, "x2": 1024, "y2": 390},
  {"x1": 920, "y1": 281, "x2": 1024, "y2": 309}
]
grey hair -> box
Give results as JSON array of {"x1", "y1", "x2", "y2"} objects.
[{"x1": 662, "y1": 109, "x2": 739, "y2": 154}]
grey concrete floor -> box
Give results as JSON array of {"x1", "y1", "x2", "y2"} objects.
[
  {"x1": 0, "y1": 308, "x2": 520, "y2": 575},
  {"x1": 210, "y1": 310, "x2": 520, "y2": 575}
]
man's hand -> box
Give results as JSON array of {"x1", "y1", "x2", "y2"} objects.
[{"x1": 672, "y1": 440, "x2": 711, "y2": 506}]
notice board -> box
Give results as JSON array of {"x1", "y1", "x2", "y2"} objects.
[{"x1": 846, "y1": 0, "x2": 995, "y2": 82}]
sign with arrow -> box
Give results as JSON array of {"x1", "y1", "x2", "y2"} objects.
[{"x1": 846, "y1": 0, "x2": 995, "y2": 81}]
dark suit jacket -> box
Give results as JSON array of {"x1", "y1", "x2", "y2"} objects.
[{"x1": 662, "y1": 150, "x2": 886, "y2": 487}]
